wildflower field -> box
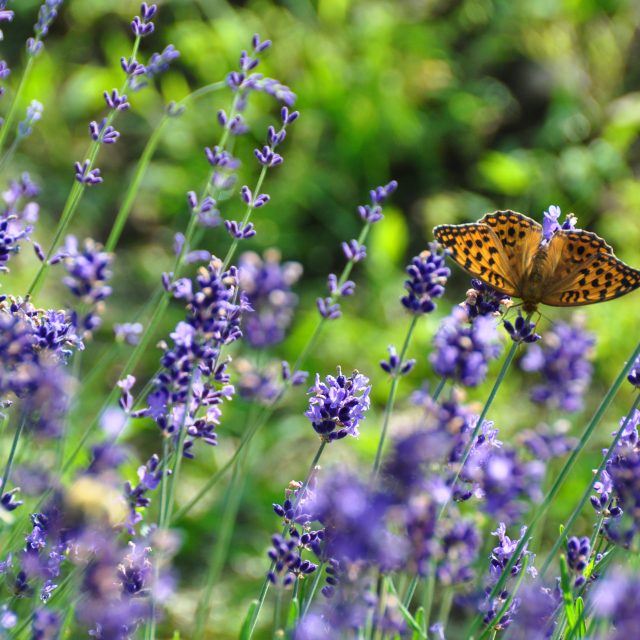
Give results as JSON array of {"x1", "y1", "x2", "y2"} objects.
[{"x1": 2, "y1": 1, "x2": 640, "y2": 638}]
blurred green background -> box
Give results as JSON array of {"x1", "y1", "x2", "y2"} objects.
[{"x1": 4, "y1": 0, "x2": 640, "y2": 636}]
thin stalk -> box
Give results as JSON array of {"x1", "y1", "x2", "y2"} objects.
[
  {"x1": 56, "y1": 349, "x2": 83, "y2": 470},
  {"x1": 193, "y1": 442, "x2": 248, "y2": 636},
  {"x1": 438, "y1": 333, "x2": 524, "y2": 521},
  {"x1": 301, "y1": 562, "x2": 325, "y2": 617},
  {"x1": 0, "y1": 55, "x2": 35, "y2": 156},
  {"x1": 477, "y1": 555, "x2": 530, "y2": 640},
  {"x1": 161, "y1": 376, "x2": 195, "y2": 529},
  {"x1": 222, "y1": 164, "x2": 268, "y2": 270},
  {"x1": 422, "y1": 570, "x2": 436, "y2": 635},
  {"x1": 371, "y1": 315, "x2": 419, "y2": 480},
  {"x1": 437, "y1": 588, "x2": 454, "y2": 629},
  {"x1": 539, "y1": 392, "x2": 640, "y2": 577},
  {"x1": 0, "y1": 412, "x2": 26, "y2": 495},
  {"x1": 105, "y1": 81, "x2": 226, "y2": 253},
  {"x1": 246, "y1": 441, "x2": 327, "y2": 639},
  {"x1": 27, "y1": 35, "x2": 142, "y2": 298},
  {"x1": 402, "y1": 575, "x2": 419, "y2": 608},
  {"x1": 465, "y1": 338, "x2": 640, "y2": 638},
  {"x1": 272, "y1": 587, "x2": 283, "y2": 639}
]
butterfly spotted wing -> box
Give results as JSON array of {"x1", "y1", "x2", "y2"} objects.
[
  {"x1": 542, "y1": 230, "x2": 640, "y2": 306},
  {"x1": 434, "y1": 211, "x2": 542, "y2": 297},
  {"x1": 432, "y1": 221, "x2": 517, "y2": 295}
]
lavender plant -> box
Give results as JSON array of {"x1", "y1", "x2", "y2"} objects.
[{"x1": 1, "y1": 3, "x2": 640, "y2": 640}]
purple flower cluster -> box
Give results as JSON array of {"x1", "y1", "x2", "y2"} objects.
[
  {"x1": 238, "y1": 250, "x2": 302, "y2": 348},
  {"x1": 430, "y1": 307, "x2": 503, "y2": 387},
  {"x1": 27, "y1": 0, "x2": 63, "y2": 56},
  {"x1": 237, "y1": 359, "x2": 307, "y2": 405},
  {"x1": 401, "y1": 243, "x2": 450, "y2": 314},
  {"x1": 0, "y1": 174, "x2": 39, "y2": 272},
  {"x1": 541, "y1": 205, "x2": 576, "y2": 243},
  {"x1": 0, "y1": 300, "x2": 78, "y2": 439},
  {"x1": 57, "y1": 236, "x2": 113, "y2": 337},
  {"x1": 463, "y1": 278, "x2": 511, "y2": 319},
  {"x1": 480, "y1": 523, "x2": 537, "y2": 632},
  {"x1": 520, "y1": 315, "x2": 595, "y2": 412},
  {"x1": 591, "y1": 569, "x2": 640, "y2": 639},
  {"x1": 591, "y1": 409, "x2": 640, "y2": 546},
  {"x1": 226, "y1": 35, "x2": 296, "y2": 108},
  {"x1": 317, "y1": 182, "x2": 396, "y2": 320},
  {"x1": 136, "y1": 258, "x2": 247, "y2": 459},
  {"x1": 304, "y1": 367, "x2": 371, "y2": 441}
]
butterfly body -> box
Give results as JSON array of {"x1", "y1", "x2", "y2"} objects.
[{"x1": 433, "y1": 210, "x2": 640, "y2": 312}]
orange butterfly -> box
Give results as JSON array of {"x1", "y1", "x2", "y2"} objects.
[{"x1": 433, "y1": 210, "x2": 640, "y2": 313}]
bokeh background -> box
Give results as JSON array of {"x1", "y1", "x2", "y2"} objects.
[{"x1": 4, "y1": 0, "x2": 640, "y2": 636}]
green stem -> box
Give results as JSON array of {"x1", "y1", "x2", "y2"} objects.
[
  {"x1": 272, "y1": 587, "x2": 283, "y2": 639},
  {"x1": 539, "y1": 392, "x2": 640, "y2": 577},
  {"x1": 0, "y1": 412, "x2": 26, "y2": 495},
  {"x1": 105, "y1": 82, "x2": 225, "y2": 253},
  {"x1": 161, "y1": 376, "x2": 195, "y2": 530},
  {"x1": 246, "y1": 441, "x2": 327, "y2": 639},
  {"x1": 402, "y1": 575, "x2": 419, "y2": 608},
  {"x1": 437, "y1": 588, "x2": 454, "y2": 629},
  {"x1": 300, "y1": 562, "x2": 325, "y2": 617},
  {"x1": 27, "y1": 36, "x2": 142, "y2": 299},
  {"x1": 422, "y1": 570, "x2": 436, "y2": 635},
  {"x1": 477, "y1": 555, "x2": 530, "y2": 640},
  {"x1": 465, "y1": 338, "x2": 640, "y2": 638},
  {"x1": 193, "y1": 443, "x2": 248, "y2": 636},
  {"x1": 371, "y1": 315, "x2": 419, "y2": 480},
  {"x1": 0, "y1": 55, "x2": 35, "y2": 156},
  {"x1": 438, "y1": 333, "x2": 523, "y2": 521}
]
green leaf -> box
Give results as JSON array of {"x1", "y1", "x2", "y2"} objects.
[
  {"x1": 287, "y1": 597, "x2": 300, "y2": 627},
  {"x1": 560, "y1": 555, "x2": 577, "y2": 628},
  {"x1": 240, "y1": 600, "x2": 258, "y2": 640},
  {"x1": 413, "y1": 607, "x2": 426, "y2": 640},
  {"x1": 575, "y1": 597, "x2": 587, "y2": 637}
]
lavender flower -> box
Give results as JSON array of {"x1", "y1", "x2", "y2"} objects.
[
  {"x1": 131, "y1": 3, "x2": 157, "y2": 37},
  {"x1": 135, "y1": 258, "x2": 246, "y2": 458},
  {"x1": 520, "y1": 315, "x2": 595, "y2": 412},
  {"x1": 480, "y1": 523, "x2": 537, "y2": 632},
  {"x1": 401, "y1": 243, "x2": 450, "y2": 314},
  {"x1": 591, "y1": 569, "x2": 640, "y2": 639},
  {"x1": 114, "y1": 322, "x2": 143, "y2": 346},
  {"x1": 430, "y1": 307, "x2": 503, "y2": 387},
  {"x1": 238, "y1": 250, "x2": 302, "y2": 348},
  {"x1": 27, "y1": 0, "x2": 63, "y2": 55},
  {"x1": 309, "y1": 472, "x2": 404, "y2": 571},
  {"x1": 89, "y1": 118, "x2": 120, "y2": 145},
  {"x1": 17, "y1": 100, "x2": 43, "y2": 138},
  {"x1": 32, "y1": 608, "x2": 60, "y2": 639},
  {"x1": 541, "y1": 205, "x2": 576, "y2": 243},
  {"x1": 357, "y1": 180, "x2": 397, "y2": 224},
  {"x1": 463, "y1": 278, "x2": 511, "y2": 319},
  {"x1": 566, "y1": 536, "x2": 592, "y2": 588},
  {"x1": 380, "y1": 345, "x2": 415, "y2": 376},
  {"x1": 61, "y1": 236, "x2": 113, "y2": 336},
  {"x1": 504, "y1": 312, "x2": 541, "y2": 343},
  {"x1": 267, "y1": 533, "x2": 317, "y2": 587},
  {"x1": 464, "y1": 446, "x2": 545, "y2": 523},
  {"x1": 74, "y1": 160, "x2": 103, "y2": 186},
  {"x1": 0, "y1": 216, "x2": 32, "y2": 271},
  {"x1": 304, "y1": 367, "x2": 371, "y2": 441},
  {"x1": 628, "y1": 355, "x2": 640, "y2": 388}
]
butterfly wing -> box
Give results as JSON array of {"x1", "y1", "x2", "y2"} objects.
[
  {"x1": 433, "y1": 222, "x2": 517, "y2": 295},
  {"x1": 542, "y1": 229, "x2": 640, "y2": 306},
  {"x1": 478, "y1": 211, "x2": 543, "y2": 288}
]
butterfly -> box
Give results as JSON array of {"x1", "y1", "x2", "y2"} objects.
[{"x1": 433, "y1": 210, "x2": 640, "y2": 313}]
